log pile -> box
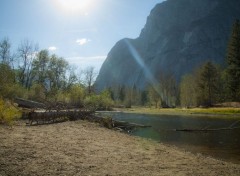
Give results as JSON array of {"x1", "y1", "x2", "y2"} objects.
[
  {"x1": 27, "y1": 109, "x2": 94, "y2": 125},
  {"x1": 15, "y1": 98, "x2": 151, "y2": 132}
]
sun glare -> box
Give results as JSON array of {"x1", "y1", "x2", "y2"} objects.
[{"x1": 55, "y1": 0, "x2": 94, "y2": 14}]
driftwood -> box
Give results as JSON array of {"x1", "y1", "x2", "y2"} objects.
[
  {"x1": 27, "y1": 109, "x2": 94, "y2": 125},
  {"x1": 175, "y1": 127, "x2": 240, "y2": 132},
  {"x1": 78, "y1": 116, "x2": 151, "y2": 132},
  {"x1": 175, "y1": 120, "x2": 240, "y2": 132},
  {"x1": 15, "y1": 98, "x2": 46, "y2": 109},
  {"x1": 17, "y1": 98, "x2": 151, "y2": 132},
  {"x1": 113, "y1": 120, "x2": 151, "y2": 128},
  {"x1": 26, "y1": 110, "x2": 151, "y2": 133},
  {"x1": 112, "y1": 120, "x2": 151, "y2": 132}
]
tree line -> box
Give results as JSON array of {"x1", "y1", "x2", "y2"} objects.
[
  {"x1": 0, "y1": 39, "x2": 113, "y2": 110},
  {"x1": 180, "y1": 19, "x2": 240, "y2": 107}
]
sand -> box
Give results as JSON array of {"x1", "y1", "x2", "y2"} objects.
[{"x1": 0, "y1": 120, "x2": 240, "y2": 176}]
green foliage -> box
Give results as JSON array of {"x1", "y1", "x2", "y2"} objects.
[
  {"x1": 54, "y1": 90, "x2": 70, "y2": 104},
  {"x1": 0, "y1": 63, "x2": 30, "y2": 99},
  {"x1": 140, "y1": 90, "x2": 148, "y2": 106},
  {"x1": 196, "y1": 61, "x2": 220, "y2": 106},
  {"x1": 0, "y1": 63, "x2": 15, "y2": 84},
  {"x1": 68, "y1": 84, "x2": 85, "y2": 107},
  {"x1": 226, "y1": 19, "x2": 240, "y2": 101},
  {"x1": 84, "y1": 90, "x2": 114, "y2": 111},
  {"x1": 99, "y1": 90, "x2": 114, "y2": 110},
  {"x1": 118, "y1": 85, "x2": 126, "y2": 102},
  {"x1": 47, "y1": 55, "x2": 68, "y2": 90},
  {"x1": 0, "y1": 98, "x2": 21, "y2": 125},
  {"x1": 28, "y1": 83, "x2": 46, "y2": 101},
  {"x1": 0, "y1": 64, "x2": 14, "y2": 97},
  {"x1": 32, "y1": 49, "x2": 50, "y2": 85},
  {"x1": 180, "y1": 62, "x2": 221, "y2": 107}
]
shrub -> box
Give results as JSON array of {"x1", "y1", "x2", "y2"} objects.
[
  {"x1": 0, "y1": 98, "x2": 21, "y2": 125},
  {"x1": 83, "y1": 90, "x2": 114, "y2": 111}
]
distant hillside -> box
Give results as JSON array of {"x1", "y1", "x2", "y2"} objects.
[{"x1": 95, "y1": 0, "x2": 240, "y2": 91}]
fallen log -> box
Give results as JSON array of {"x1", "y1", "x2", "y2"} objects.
[
  {"x1": 79, "y1": 116, "x2": 151, "y2": 131},
  {"x1": 26, "y1": 108, "x2": 151, "y2": 133},
  {"x1": 175, "y1": 126, "x2": 240, "y2": 132},
  {"x1": 112, "y1": 120, "x2": 151, "y2": 132},
  {"x1": 15, "y1": 97, "x2": 46, "y2": 109},
  {"x1": 27, "y1": 109, "x2": 94, "y2": 125},
  {"x1": 113, "y1": 120, "x2": 151, "y2": 128},
  {"x1": 175, "y1": 120, "x2": 240, "y2": 132}
]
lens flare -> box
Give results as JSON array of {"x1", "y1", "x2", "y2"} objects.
[{"x1": 124, "y1": 39, "x2": 162, "y2": 98}]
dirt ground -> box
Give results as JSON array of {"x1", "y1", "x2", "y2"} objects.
[{"x1": 0, "y1": 120, "x2": 240, "y2": 176}]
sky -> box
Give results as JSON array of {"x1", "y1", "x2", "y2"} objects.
[{"x1": 0, "y1": 0, "x2": 164, "y2": 72}]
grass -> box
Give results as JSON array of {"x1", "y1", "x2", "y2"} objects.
[{"x1": 115, "y1": 106, "x2": 240, "y2": 118}]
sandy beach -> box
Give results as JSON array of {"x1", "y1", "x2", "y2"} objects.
[{"x1": 0, "y1": 120, "x2": 240, "y2": 176}]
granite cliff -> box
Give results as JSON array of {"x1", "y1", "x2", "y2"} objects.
[{"x1": 95, "y1": 0, "x2": 240, "y2": 91}]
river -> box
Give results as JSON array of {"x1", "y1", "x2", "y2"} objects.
[{"x1": 99, "y1": 112, "x2": 240, "y2": 164}]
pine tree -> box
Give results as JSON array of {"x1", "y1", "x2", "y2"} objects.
[
  {"x1": 118, "y1": 85, "x2": 125, "y2": 102},
  {"x1": 226, "y1": 19, "x2": 240, "y2": 101},
  {"x1": 197, "y1": 62, "x2": 220, "y2": 106}
]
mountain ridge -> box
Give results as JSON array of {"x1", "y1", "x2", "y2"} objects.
[{"x1": 95, "y1": 0, "x2": 240, "y2": 91}]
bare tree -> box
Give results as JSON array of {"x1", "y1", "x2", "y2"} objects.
[
  {"x1": 148, "y1": 84, "x2": 161, "y2": 108},
  {"x1": 18, "y1": 39, "x2": 38, "y2": 88},
  {"x1": 0, "y1": 37, "x2": 14, "y2": 66},
  {"x1": 76, "y1": 68, "x2": 84, "y2": 85},
  {"x1": 67, "y1": 65, "x2": 78, "y2": 88},
  {"x1": 159, "y1": 71, "x2": 178, "y2": 107},
  {"x1": 83, "y1": 66, "x2": 97, "y2": 94}
]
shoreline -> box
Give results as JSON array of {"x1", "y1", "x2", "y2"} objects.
[
  {"x1": 113, "y1": 107, "x2": 240, "y2": 119},
  {"x1": 1, "y1": 120, "x2": 240, "y2": 176}
]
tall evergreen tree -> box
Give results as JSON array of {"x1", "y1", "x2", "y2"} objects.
[
  {"x1": 118, "y1": 85, "x2": 125, "y2": 102},
  {"x1": 226, "y1": 19, "x2": 240, "y2": 101},
  {"x1": 197, "y1": 62, "x2": 220, "y2": 106}
]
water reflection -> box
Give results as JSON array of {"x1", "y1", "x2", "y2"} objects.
[{"x1": 100, "y1": 112, "x2": 240, "y2": 164}]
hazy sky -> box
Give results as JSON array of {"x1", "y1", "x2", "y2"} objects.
[{"x1": 0, "y1": 0, "x2": 164, "y2": 71}]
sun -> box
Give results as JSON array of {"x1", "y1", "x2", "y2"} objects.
[{"x1": 55, "y1": 0, "x2": 94, "y2": 14}]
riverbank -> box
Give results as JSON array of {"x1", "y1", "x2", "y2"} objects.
[
  {"x1": 1, "y1": 120, "x2": 240, "y2": 176},
  {"x1": 115, "y1": 107, "x2": 240, "y2": 118}
]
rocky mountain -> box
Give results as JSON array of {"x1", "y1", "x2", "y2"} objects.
[{"x1": 95, "y1": 0, "x2": 240, "y2": 91}]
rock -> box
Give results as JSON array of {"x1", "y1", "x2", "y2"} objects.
[{"x1": 95, "y1": 0, "x2": 240, "y2": 91}]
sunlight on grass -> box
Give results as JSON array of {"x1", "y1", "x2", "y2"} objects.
[{"x1": 118, "y1": 106, "x2": 240, "y2": 118}]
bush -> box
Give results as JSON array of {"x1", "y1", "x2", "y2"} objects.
[
  {"x1": 84, "y1": 90, "x2": 114, "y2": 111},
  {"x1": 68, "y1": 84, "x2": 85, "y2": 107},
  {"x1": 0, "y1": 98, "x2": 21, "y2": 125}
]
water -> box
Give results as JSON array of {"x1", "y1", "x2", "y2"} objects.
[{"x1": 99, "y1": 112, "x2": 240, "y2": 164}]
